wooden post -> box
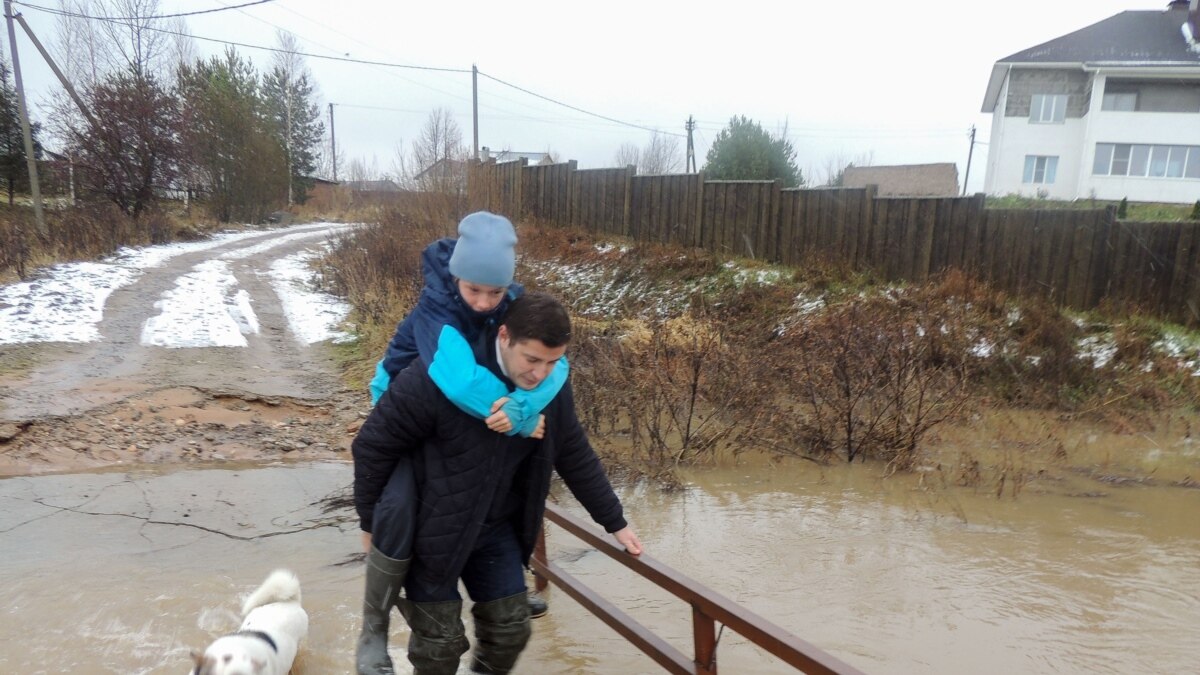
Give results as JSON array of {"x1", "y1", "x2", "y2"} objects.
[
  {"x1": 693, "y1": 605, "x2": 718, "y2": 674},
  {"x1": 5, "y1": 0, "x2": 44, "y2": 237},
  {"x1": 623, "y1": 165, "x2": 635, "y2": 238}
]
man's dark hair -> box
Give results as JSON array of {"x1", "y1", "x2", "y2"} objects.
[{"x1": 503, "y1": 292, "x2": 572, "y2": 347}]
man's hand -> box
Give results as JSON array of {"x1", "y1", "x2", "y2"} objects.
[
  {"x1": 531, "y1": 415, "x2": 546, "y2": 439},
  {"x1": 486, "y1": 397, "x2": 514, "y2": 434},
  {"x1": 612, "y1": 526, "x2": 642, "y2": 556},
  {"x1": 361, "y1": 531, "x2": 372, "y2": 554}
]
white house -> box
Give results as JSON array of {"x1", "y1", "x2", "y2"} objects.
[{"x1": 982, "y1": 1, "x2": 1200, "y2": 203}]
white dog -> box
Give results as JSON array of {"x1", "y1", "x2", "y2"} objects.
[{"x1": 190, "y1": 569, "x2": 309, "y2": 675}]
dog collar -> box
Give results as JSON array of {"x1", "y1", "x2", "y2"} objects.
[{"x1": 233, "y1": 629, "x2": 278, "y2": 653}]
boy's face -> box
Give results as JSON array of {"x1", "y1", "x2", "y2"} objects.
[
  {"x1": 457, "y1": 279, "x2": 506, "y2": 313},
  {"x1": 497, "y1": 325, "x2": 567, "y2": 390}
]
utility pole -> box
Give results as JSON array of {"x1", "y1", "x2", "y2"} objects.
[
  {"x1": 685, "y1": 115, "x2": 697, "y2": 173},
  {"x1": 5, "y1": 0, "x2": 45, "y2": 237},
  {"x1": 329, "y1": 103, "x2": 337, "y2": 182},
  {"x1": 472, "y1": 64, "x2": 479, "y2": 161},
  {"x1": 962, "y1": 124, "x2": 976, "y2": 196}
]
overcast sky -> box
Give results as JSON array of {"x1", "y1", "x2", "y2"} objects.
[{"x1": 4, "y1": 0, "x2": 1177, "y2": 192}]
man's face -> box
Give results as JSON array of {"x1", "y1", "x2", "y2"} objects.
[
  {"x1": 498, "y1": 325, "x2": 567, "y2": 390},
  {"x1": 457, "y1": 280, "x2": 506, "y2": 313}
]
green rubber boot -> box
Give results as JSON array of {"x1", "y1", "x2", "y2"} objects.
[
  {"x1": 355, "y1": 546, "x2": 410, "y2": 675},
  {"x1": 469, "y1": 591, "x2": 532, "y2": 674}
]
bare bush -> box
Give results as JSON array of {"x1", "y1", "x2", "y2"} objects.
[{"x1": 785, "y1": 294, "x2": 971, "y2": 470}]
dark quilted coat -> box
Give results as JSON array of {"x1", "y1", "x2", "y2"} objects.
[{"x1": 352, "y1": 359, "x2": 628, "y2": 596}]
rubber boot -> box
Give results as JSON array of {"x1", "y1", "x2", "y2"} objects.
[
  {"x1": 355, "y1": 546, "x2": 410, "y2": 675},
  {"x1": 469, "y1": 591, "x2": 532, "y2": 674},
  {"x1": 402, "y1": 599, "x2": 469, "y2": 675}
]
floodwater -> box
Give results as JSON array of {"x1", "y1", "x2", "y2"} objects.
[{"x1": 0, "y1": 458, "x2": 1197, "y2": 674}]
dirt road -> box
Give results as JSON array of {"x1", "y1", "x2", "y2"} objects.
[{"x1": 0, "y1": 223, "x2": 370, "y2": 476}]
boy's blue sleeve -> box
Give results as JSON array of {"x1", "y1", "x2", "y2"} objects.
[
  {"x1": 369, "y1": 359, "x2": 390, "y2": 406},
  {"x1": 499, "y1": 357, "x2": 569, "y2": 436},
  {"x1": 428, "y1": 325, "x2": 510, "y2": 420},
  {"x1": 427, "y1": 326, "x2": 570, "y2": 437}
]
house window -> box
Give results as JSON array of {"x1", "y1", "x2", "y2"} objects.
[
  {"x1": 1023, "y1": 155, "x2": 1058, "y2": 184},
  {"x1": 1101, "y1": 92, "x2": 1137, "y2": 111},
  {"x1": 1030, "y1": 94, "x2": 1067, "y2": 123},
  {"x1": 1093, "y1": 143, "x2": 1200, "y2": 179}
]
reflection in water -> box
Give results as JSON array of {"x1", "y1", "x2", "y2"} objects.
[{"x1": 0, "y1": 459, "x2": 1197, "y2": 674}]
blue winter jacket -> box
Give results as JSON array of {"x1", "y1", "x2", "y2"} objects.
[{"x1": 368, "y1": 238, "x2": 568, "y2": 436}]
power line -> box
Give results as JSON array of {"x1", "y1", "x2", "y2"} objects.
[
  {"x1": 476, "y1": 70, "x2": 686, "y2": 139},
  {"x1": 15, "y1": 0, "x2": 277, "y2": 20},
  {"x1": 18, "y1": 2, "x2": 694, "y2": 143},
  {"x1": 15, "y1": 2, "x2": 472, "y2": 73}
]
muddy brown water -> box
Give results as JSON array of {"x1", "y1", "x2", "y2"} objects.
[{"x1": 1, "y1": 455, "x2": 1196, "y2": 675}]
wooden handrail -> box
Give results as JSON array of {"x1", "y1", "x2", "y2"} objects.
[{"x1": 531, "y1": 502, "x2": 867, "y2": 675}]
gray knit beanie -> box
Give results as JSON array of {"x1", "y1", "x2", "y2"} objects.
[{"x1": 447, "y1": 211, "x2": 517, "y2": 287}]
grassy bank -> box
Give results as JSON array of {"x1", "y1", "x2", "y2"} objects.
[{"x1": 322, "y1": 200, "x2": 1200, "y2": 485}]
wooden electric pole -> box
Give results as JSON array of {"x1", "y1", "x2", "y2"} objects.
[
  {"x1": 329, "y1": 103, "x2": 337, "y2": 181},
  {"x1": 962, "y1": 124, "x2": 976, "y2": 196},
  {"x1": 685, "y1": 115, "x2": 697, "y2": 173},
  {"x1": 5, "y1": 0, "x2": 44, "y2": 237},
  {"x1": 472, "y1": 64, "x2": 479, "y2": 161}
]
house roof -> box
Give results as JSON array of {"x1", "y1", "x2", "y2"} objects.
[
  {"x1": 345, "y1": 179, "x2": 402, "y2": 192},
  {"x1": 414, "y1": 157, "x2": 466, "y2": 180},
  {"x1": 842, "y1": 163, "x2": 960, "y2": 197},
  {"x1": 481, "y1": 148, "x2": 553, "y2": 165},
  {"x1": 982, "y1": 6, "x2": 1200, "y2": 111}
]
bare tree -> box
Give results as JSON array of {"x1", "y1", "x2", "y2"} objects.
[
  {"x1": 166, "y1": 18, "x2": 198, "y2": 73},
  {"x1": 408, "y1": 107, "x2": 466, "y2": 193},
  {"x1": 346, "y1": 155, "x2": 381, "y2": 184},
  {"x1": 641, "y1": 132, "x2": 681, "y2": 175},
  {"x1": 614, "y1": 142, "x2": 639, "y2": 170},
  {"x1": 820, "y1": 151, "x2": 875, "y2": 187},
  {"x1": 615, "y1": 133, "x2": 681, "y2": 174}
]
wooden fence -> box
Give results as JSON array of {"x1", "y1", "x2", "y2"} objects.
[{"x1": 468, "y1": 159, "x2": 1200, "y2": 326}]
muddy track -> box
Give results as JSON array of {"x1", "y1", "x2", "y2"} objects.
[{"x1": 0, "y1": 223, "x2": 369, "y2": 476}]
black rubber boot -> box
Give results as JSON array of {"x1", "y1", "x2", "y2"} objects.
[
  {"x1": 355, "y1": 546, "x2": 410, "y2": 675},
  {"x1": 402, "y1": 599, "x2": 469, "y2": 675},
  {"x1": 469, "y1": 591, "x2": 532, "y2": 674}
]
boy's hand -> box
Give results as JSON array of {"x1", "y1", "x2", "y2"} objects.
[
  {"x1": 530, "y1": 415, "x2": 546, "y2": 439},
  {"x1": 486, "y1": 397, "x2": 514, "y2": 434}
]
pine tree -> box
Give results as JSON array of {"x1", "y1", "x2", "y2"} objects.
[
  {"x1": 703, "y1": 115, "x2": 802, "y2": 187},
  {"x1": 262, "y1": 32, "x2": 325, "y2": 206},
  {"x1": 0, "y1": 60, "x2": 42, "y2": 205},
  {"x1": 262, "y1": 66, "x2": 324, "y2": 204}
]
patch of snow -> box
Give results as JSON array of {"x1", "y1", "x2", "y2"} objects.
[
  {"x1": 794, "y1": 293, "x2": 825, "y2": 316},
  {"x1": 219, "y1": 226, "x2": 345, "y2": 261},
  {"x1": 971, "y1": 338, "x2": 995, "y2": 358},
  {"x1": 141, "y1": 260, "x2": 255, "y2": 348},
  {"x1": 266, "y1": 249, "x2": 353, "y2": 344},
  {"x1": 109, "y1": 228, "x2": 279, "y2": 268},
  {"x1": 1077, "y1": 335, "x2": 1117, "y2": 369},
  {"x1": 0, "y1": 262, "x2": 139, "y2": 344},
  {"x1": 0, "y1": 222, "x2": 356, "y2": 347}
]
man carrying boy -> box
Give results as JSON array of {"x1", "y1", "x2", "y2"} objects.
[
  {"x1": 353, "y1": 292, "x2": 642, "y2": 675},
  {"x1": 356, "y1": 212, "x2": 564, "y2": 674}
]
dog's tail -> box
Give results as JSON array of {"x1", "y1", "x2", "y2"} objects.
[{"x1": 241, "y1": 569, "x2": 302, "y2": 615}]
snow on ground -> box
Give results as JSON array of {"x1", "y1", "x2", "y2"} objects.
[
  {"x1": 265, "y1": 248, "x2": 353, "y2": 345},
  {"x1": 0, "y1": 262, "x2": 140, "y2": 344},
  {"x1": 0, "y1": 222, "x2": 356, "y2": 348},
  {"x1": 140, "y1": 260, "x2": 256, "y2": 348}
]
